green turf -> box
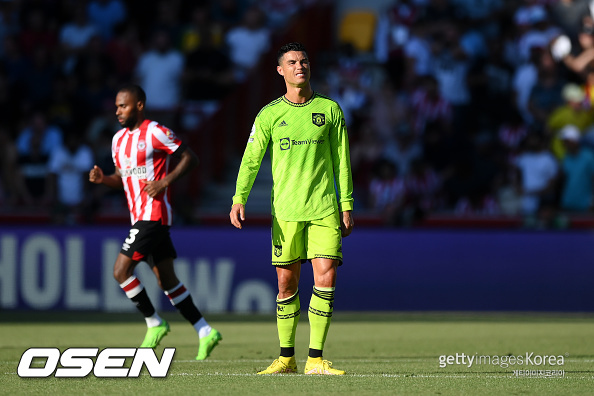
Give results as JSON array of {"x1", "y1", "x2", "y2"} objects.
[{"x1": 0, "y1": 312, "x2": 593, "y2": 395}]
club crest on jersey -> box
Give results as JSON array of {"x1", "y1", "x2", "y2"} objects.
[
  {"x1": 137, "y1": 139, "x2": 146, "y2": 152},
  {"x1": 274, "y1": 245, "x2": 282, "y2": 257},
  {"x1": 280, "y1": 137, "x2": 291, "y2": 150},
  {"x1": 312, "y1": 113, "x2": 325, "y2": 127}
]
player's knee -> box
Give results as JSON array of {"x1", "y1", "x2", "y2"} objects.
[
  {"x1": 314, "y1": 268, "x2": 337, "y2": 288},
  {"x1": 278, "y1": 276, "x2": 297, "y2": 296},
  {"x1": 113, "y1": 266, "x2": 127, "y2": 283},
  {"x1": 113, "y1": 259, "x2": 134, "y2": 283}
]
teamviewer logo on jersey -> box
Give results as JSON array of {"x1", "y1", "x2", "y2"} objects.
[{"x1": 280, "y1": 137, "x2": 291, "y2": 150}]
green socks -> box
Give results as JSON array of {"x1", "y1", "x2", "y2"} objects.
[
  {"x1": 308, "y1": 286, "x2": 335, "y2": 351},
  {"x1": 277, "y1": 290, "x2": 300, "y2": 351}
]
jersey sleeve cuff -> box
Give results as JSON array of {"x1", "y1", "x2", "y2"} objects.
[
  {"x1": 232, "y1": 196, "x2": 246, "y2": 206},
  {"x1": 340, "y1": 200, "x2": 354, "y2": 212}
]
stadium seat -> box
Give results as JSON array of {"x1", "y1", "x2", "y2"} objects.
[{"x1": 338, "y1": 10, "x2": 377, "y2": 52}]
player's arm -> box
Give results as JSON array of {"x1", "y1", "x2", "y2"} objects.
[
  {"x1": 141, "y1": 145, "x2": 198, "y2": 198},
  {"x1": 230, "y1": 117, "x2": 270, "y2": 229},
  {"x1": 89, "y1": 165, "x2": 124, "y2": 189},
  {"x1": 329, "y1": 107, "x2": 355, "y2": 237}
]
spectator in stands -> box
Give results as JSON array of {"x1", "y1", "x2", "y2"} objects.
[
  {"x1": 225, "y1": 6, "x2": 270, "y2": 81},
  {"x1": 410, "y1": 75, "x2": 452, "y2": 135},
  {"x1": 48, "y1": 131, "x2": 94, "y2": 224},
  {"x1": 135, "y1": 29, "x2": 184, "y2": 126},
  {"x1": 555, "y1": 21, "x2": 594, "y2": 73},
  {"x1": 259, "y1": 0, "x2": 301, "y2": 29},
  {"x1": 16, "y1": 109, "x2": 63, "y2": 157},
  {"x1": 547, "y1": 82, "x2": 594, "y2": 159},
  {"x1": 405, "y1": 158, "x2": 442, "y2": 220},
  {"x1": 527, "y1": 50, "x2": 565, "y2": 130},
  {"x1": 183, "y1": 24, "x2": 235, "y2": 103},
  {"x1": 516, "y1": 5, "x2": 560, "y2": 64},
  {"x1": 59, "y1": 5, "x2": 98, "y2": 75},
  {"x1": 550, "y1": 0, "x2": 593, "y2": 53},
  {"x1": 558, "y1": 124, "x2": 594, "y2": 212},
  {"x1": 383, "y1": 122, "x2": 422, "y2": 177},
  {"x1": 86, "y1": 0, "x2": 126, "y2": 41},
  {"x1": 513, "y1": 46, "x2": 541, "y2": 124},
  {"x1": 105, "y1": 23, "x2": 142, "y2": 82},
  {"x1": 13, "y1": 131, "x2": 52, "y2": 206},
  {"x1": 429, "y1": 22, "x2": 472, "y2": 134},
  {"x1": 180, "y1": 4, "x2": 224, "y2": 55},
  {"x1": 497, "y1": 109, "x2": 529, "y2": 156},
  {"x1": 350, "y1": 122, "x2": 385, "y2": 207},
  {"x1": 513, "y1": 133, "x2": 559, "y2": 220},
  {"x1": 368, "y1": 158, "x2": 406, "y2": 225}
]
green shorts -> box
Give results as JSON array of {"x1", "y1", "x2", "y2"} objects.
[{"x1": 271, "y1": 211, "x2": 343, "y2": 266}]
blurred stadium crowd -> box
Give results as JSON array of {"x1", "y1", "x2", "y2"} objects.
[{"x1": 2, "y1": 0, "x2": 594, "y2": 228}]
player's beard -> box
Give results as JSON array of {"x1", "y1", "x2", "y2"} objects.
[{"x1": 120, "y1": 110, "x2": 139, "y2": 129}]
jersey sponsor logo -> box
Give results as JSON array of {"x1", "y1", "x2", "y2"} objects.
[
  {"x1": 137, "y1": 139, "x2": 146, "y2": 152},
  {"x1": 274, "y1": 245, "x2": 282, "y2": 257},
  {"x1": 292, "y1": 138, "x2": 324, "y2": 146},
  {"x1": 312, "y1": 113, "x2": 325, "y2": 127},
  {"x1": 121, "y1": 166, "x2": 147, "y2": 179},
  {"x1": 165, "y1": 128, "x2": 176, "y2": 141},
  {"x1": 248, "y1": 124, "x2": 255, "y2": 143},
  {"x1": 278, "y1": 120, "x2": 288, "y2": 127},
  {"x1": 17, "y1": 347, "x2": 175, "y2": 378},
  {"x1": 280, "y1": 137, "x2": 291, "y2": 150}
]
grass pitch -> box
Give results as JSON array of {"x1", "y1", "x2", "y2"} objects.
[{"x1": 1, "y1": 312, "x2": 593, "y2": 395}]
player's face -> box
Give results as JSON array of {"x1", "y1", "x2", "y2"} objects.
[
  {"x1": 277, "y1": 51, "x2": 310, "y2": 87},
  {"x1": 115, "y1": 91, "x2": 142, "y2": 129}
]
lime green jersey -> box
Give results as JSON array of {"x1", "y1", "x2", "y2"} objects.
[{"x1": 232, "y1": 92, "x2": 354, "y2": 221}]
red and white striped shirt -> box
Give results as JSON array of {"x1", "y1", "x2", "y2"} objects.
[{"x1": 112, "y1": 119, "x2": 183, "y2": 225}]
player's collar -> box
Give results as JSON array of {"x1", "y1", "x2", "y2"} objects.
[
  {"x1": 126, "y1": 119, "x2": 151, "y2": 134},
  {"x1": 282, "y1": 92, "x2": 316, "y2": 107}
]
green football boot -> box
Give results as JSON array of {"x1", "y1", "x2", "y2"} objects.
[
  {"x1": 196, "y1": 328, "x2": 222, "y2": 360},
  {"x1": 139, "y1": 320, "x2": 170, "y2": 348}
]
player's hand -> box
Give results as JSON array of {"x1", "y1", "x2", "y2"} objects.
[
  {"x1": 341, "y1": 210, "x2": 354, "y2": 237},
  {"x1": 230, "y1": 203, "x2": 245, "y2": 229},
  {"x1": 140, "y1": 179, "x2": 168, "y2": 198},
  {"x1": 89, "y1": 165, "x2": 104, "y2": 184}
]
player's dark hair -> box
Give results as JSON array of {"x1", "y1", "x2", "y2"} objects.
[
  {"x1": 277, "y1": 42, "x2": 308, "y2": 65},
  {"x1": 118, "y1": 84, "x2": 146, "y2": 104}
]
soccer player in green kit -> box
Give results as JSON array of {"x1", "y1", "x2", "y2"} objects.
[{"x1": 229, "y1": 42, "x2": 354, "y2": 375}]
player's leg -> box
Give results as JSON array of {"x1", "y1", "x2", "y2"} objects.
[
  {"x1": 115, "y1": 256, "x2": 169, "y2": 349},
  {"x1": 257, "y1": 217, "x2": 304, "y2": 374},
  {"x1": 117, "y1": 222, "x2": 169, "y2": 348},
  {"x1": 152, "y1": 257, "x2": 221, "y2": 360},
  {"x1": 304, "y1": 212, "x2": 345, "y2": 375}
]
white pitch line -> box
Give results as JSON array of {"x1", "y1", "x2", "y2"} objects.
[{"x1": 3, "y1": 372, "x2": 593, "y2": 379}]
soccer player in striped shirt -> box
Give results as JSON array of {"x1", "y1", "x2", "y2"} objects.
[
  {"x1": 89, "y1": 84, "x2": 221, "y2": 360},
  {"x1": 230, "y1": 43, "x2": 354, "y2": 375}
]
